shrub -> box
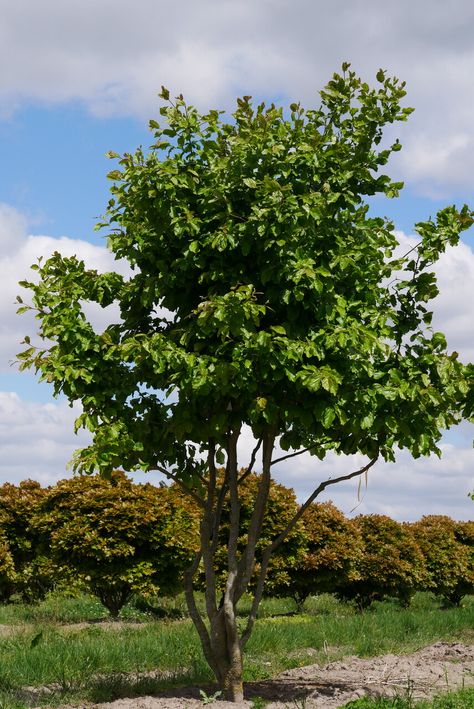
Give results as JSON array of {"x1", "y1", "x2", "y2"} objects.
[
  {"x1": 36, "y1": 472, "x2": 200, "y2": 617},
  {"x1": 337, "y1": 514, "x2": 426, "y2": 609},
  {"x1": 274, "y1": 501, "x2": 362, "y2": 611},
  {"x1": 411, "y1": 515, "x2": 474, "y2": 606},
  {"x1": 0, "y1": 532, "x2": 16, "y2": 603},
  {"x1": 0, "y1": 480, "x2": 52, "y2": 602}
]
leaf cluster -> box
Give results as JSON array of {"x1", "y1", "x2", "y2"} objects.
[
  {"x1": 0, "y1": 480, "x2": 54, "y2": 603},
  {"x1": 410, "y1": 515, "x2": 474, "y2": 606},
  {"x1": 337, "y1": 514, "x2": 426, "y2": 609},
  {"x1": 34, "y1": 471, "x2": 200, "y2": 616},
  {"x1": 16, "y1": 66, "x2": 474, "y2": 479}
]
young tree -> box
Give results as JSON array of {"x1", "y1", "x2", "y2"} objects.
[
  {"x1": 411, "y1": 515, "x2": 474, "y2": 606},
  {"x1": 337, "y1": 515, "x2": 426, "y2": 609},
  {"x1": 273, "y1": 502, "x2": 363, "y2": 612},
  {"x1": 17, "y1": 66, "x2": 473, "y2": 700},
  {"x1": 35, "y1": 472, "x2": 199, "y2": 617}
]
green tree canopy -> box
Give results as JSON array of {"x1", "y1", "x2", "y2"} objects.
[
  {"x1": 411, "y1": 515, "x2": 474, "y2": 606},
  {"x1": 18, "y1": 65, "x2": 473, "y2": 700},
  {"x1": 337, "y1": 514, "x2": 426, "y2": 609},
  {"x1": 35, "y1": 471, "x2": 199, "y2": 617}
]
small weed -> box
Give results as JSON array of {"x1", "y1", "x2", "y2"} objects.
[
  {"x1": 251, "y1": 697, "x2": 269, "y2": 708},
  {"x1": 199, "y1": 688, "x2": 222, "y2": 704}
]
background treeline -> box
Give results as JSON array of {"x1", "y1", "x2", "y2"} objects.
[{"x1": 1, "y1": 472, "x2": 473, "y2": 616}]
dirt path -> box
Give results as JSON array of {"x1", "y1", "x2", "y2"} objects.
[{"x1": 39, "y1": 641, "x2": 474, "y2": 709}]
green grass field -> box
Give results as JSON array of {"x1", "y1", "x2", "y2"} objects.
[
  {"x1": 343, "y1": 690, "x2": 474, "y2": 708},
  {"x1": 0, "y1": 592, "x2": 473, "y2": 708}
]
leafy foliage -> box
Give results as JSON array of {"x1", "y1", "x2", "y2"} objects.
[
  {"x1": 273, "y1": 501, "x2": 363, "y2": 610},
  {"x1": 17, "y1": 70, "x2": 473, "y2": 476},
  {"x1": 0, "y1": 480, "x2": 54, "y2": 602},
  {"x1": 16, "y1": 65, "x2": 474, "y2": 697},
  {"x1": 411, "y1": 516, "x2": 474, "y2": 606},
  {"x1": 0, "y1": 532, "x2": 16, "y2": 603},
  {"x1": 337, "y1": 515, "x2": 426, "y2": 609},
  {"x1": 35, "y1": 472, "x2": 199, "y2": 616}
]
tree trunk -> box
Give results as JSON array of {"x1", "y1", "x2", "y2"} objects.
[
  {"x1": 182, "y1": 436, "x2": 378, "y2": 702},
  {"x1": 212, "y1": 623, "x2": 244, "y2": 702}
]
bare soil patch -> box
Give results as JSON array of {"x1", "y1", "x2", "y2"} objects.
[{"x1": 39, "y1": 641, "x2": 474, "y2": 709}]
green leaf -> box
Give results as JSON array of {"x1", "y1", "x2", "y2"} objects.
[
  {"x1": 215, "y1": 449, "x2": 226, "y2": 465},
  {"x1": 321, "y1": 407, "x2": 336, "y2": 428}
]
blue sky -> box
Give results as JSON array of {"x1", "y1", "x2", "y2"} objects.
[{"x1": 0, "y1": 0, "x2": 473, "y2": 519}]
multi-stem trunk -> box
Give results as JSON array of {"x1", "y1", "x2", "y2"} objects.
[
  {"x1": 182, "y1": 431, "x2": 378, "y2": 703},
  {"x1": 183, "y1": 428, "x2": 275, "y2": 701}
]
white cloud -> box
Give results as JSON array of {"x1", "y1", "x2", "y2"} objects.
[
  {"x1": 0, "y1": 204, "x2": 130, "y2": 372},
  {"x1": 280, "y1": 443, "x2": 474, "y2": 522},
  {"x1": 235, "y1": 424, "x2": 474, "y2": 522},
  {"x1": 1, "y1": 1, "x2": 474, "y2": 190},
  {"x1": 0, "y1": 392, "x2": 91, "y2": 485}
]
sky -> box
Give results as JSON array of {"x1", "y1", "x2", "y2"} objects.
[{"x1": 0, "y1": 0, "x2": 473, "y2": 520}]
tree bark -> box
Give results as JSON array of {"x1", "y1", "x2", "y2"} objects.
[{"x1": 182, "y1": 429, "x2": 378, "y2": 702}]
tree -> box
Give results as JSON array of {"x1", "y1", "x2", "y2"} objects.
[
  {"x1": 0, "y1": 532, "x2": 16, "y2": 603},
  {"x1": 337, "y1": 515, "x2": 426, "y2": 609},
  {"x1": 35, "y1": 472, "x2": 199, "y2": 617},
  {"x1": 0, "y1": 480, "x2": 53, "y2": 603},
  {"x1": 274, "y1": 502, "x2": 362, "y2": 612},
  {"x1": 17, "y1": 66, "x2": 473, "y2": 700},
  {"x1": 411, "y1": 515, "x2": 474, "y2": 606}
]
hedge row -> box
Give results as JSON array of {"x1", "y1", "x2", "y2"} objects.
[{"x1": 1, "y1": 473, "x2": 473, "y2": 615}]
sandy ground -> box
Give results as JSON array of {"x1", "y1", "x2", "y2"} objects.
[{"x1": 31, "y1": 641, "x2": 474, "y2": 709}]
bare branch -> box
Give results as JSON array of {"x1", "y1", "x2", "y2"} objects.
[
  {"x1": 226, "y1": 429, "x2": 241, "y2": 584},
  {"x1": 222, "y1": 428, "x2": 242, "y2": 668},
  {"x1": 270, "y1": 447, "x2": 310, "y2": 466},
  {"x1": 240, "y1": 546, "x2": 272, "y2": 648},
  {"x1": 240, "y1": 455, "x2": 379, "y2": 647},
  {"x1": 272, "y1": 455, "x2": 379, "y2": 556},
  {"x1": 237, "y1": 437, "x2": 263, "y2": 485},
  {"x1": 210, "y1": 468, "x2": 229, "y2": 555},
  {"x1": 184, "y1": 551, "x2": 219, "y2": 678},
  {"x1": 201, "y1": 442, "x2": 218, "y2": 622}
]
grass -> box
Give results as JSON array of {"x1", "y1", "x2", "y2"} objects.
[
  {"x1": 342, "y1": 687, "x2": 474, "y2": 708},
  {"x1": 0, "y1": 592, "x2": 473, "y2": 707}
]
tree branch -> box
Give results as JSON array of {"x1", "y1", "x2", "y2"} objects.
[
  {"x1": 270, "y1": 447, "x2": 310, "y2": 466},
  {"x1": 237, "y1": 437, "x2": 263, "y2": 485},
  {"x1": 183, "y1": 551, "x2": 219, "y2": 677},
  {"x1": 222, "y1": 428, "x2": 242, "y2": 668},
  {"x1": 240, "y1": 454, "x2": 379, "y2": 647},
  {"x1": 235, "y1": 429, "x2": 275, "y2": 601},
  {"x1": 201, "y1": 442, "x2": 218, "y2": 622}
]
